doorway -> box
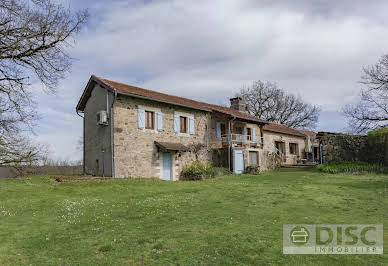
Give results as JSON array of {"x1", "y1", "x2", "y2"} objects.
[
  {"x1": 313, "y1": 147, "x2": 319, "y2": 163},
  {"x1": 162, "y1": 153, "x2": 172, "y2": 181},
  {"x1": 233, "y1": 149, "x2": 244, "y2": 174},
  {"x1": 275, "y1": 141, "x2": 286, "y2": 162}
]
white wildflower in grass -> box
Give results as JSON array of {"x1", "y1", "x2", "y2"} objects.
[
  {"x1": 0, "y1": 206, "x2": 15, "y2": 216},
  {"x1": 57, "y1": 198, "x2": 117, "y2": 225}
]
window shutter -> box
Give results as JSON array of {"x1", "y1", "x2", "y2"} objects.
[
  {"x1": 216, "y1": 122, "x2": 221, "y2": 138},
  {"x1": 138, "y1": 109, "x2": 145, "y2": 129},
  {"x1": 174, "y1": 115, "x2": 180, "y2": 133},
  {"x1": 243, "y1": 127, "x2": 247, "y2": 141},
  {"x1": 252, "y1": 128, "x2": 256, "y2": 142},
  {"x1": 189, "y1": 117, "x2": 195, "y2": 135},
  {"x1": 157, "y1": 112, "x2": 163, "y2": 131}
]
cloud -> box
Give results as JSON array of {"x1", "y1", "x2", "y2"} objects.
[
  {"x1": 33, "y1": 0, "x2": 388, "y2": 159},
  {"x1": 74, "y1": 0, "x2": 388, "y2": 108}
]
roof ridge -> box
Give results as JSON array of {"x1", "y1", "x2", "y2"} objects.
[
  {"x1": 74, "y1": 75, "x2": 267, "y2": 124},
  {"x1": 264, "y1": 122, "x2": 308, "y2": 137},
  {"x1": 97, "y1": 76, "x2": 220, "y2": 109},
  {"x1": 95, "y1": 76, "x2": 267, "y2": 123}
]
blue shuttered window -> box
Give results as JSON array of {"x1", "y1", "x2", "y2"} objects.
[
  {"x1": 252, "y1": 127, "x2": 256, "y2": 142},
  {"x1": 138, "y1": 109, "x2": 145, "y2": 129},
  {"x1": 243, "y1": 127, "x2": 247, "y2": 141},
  {"x1": 174, "y1": 115, "x2": 180, "y2": 133},
  {"x1": 189, "y1": 117, "x2": 195, "y2": 135},
  {"x1": 157, "y1": 112, "x2": 163, "y2": 131}
]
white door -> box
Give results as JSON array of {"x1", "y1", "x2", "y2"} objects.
[
  {"x1": 234, "y1": 149, "x2": 244, "y2": 174},
  {"x1": 162, "y1": 153, "x2": 172, "y2": 180}
]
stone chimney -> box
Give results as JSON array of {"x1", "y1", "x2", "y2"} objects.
[{"x1": 230, "y1": 97, "x2": 247, "y2": 113}]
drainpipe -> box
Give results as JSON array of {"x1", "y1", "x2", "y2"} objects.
[
  {"x1": 110, "y1": 91, "x2": 117, "y2": 177},
  {"x1": 102, "y1": 149, "x2": 105, "y2": 178},
  {"x1": 228, "y1": 116, "x2": 236, "y2": 173},
  {"x1": 320, "y1": 143, "x2": 323, "y2": 164},
  {"x1": 76, "y1": 109, "x2": 85, "y2": 175}
]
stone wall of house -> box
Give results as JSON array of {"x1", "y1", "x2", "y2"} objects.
[
  {"x1": 263, "y1": 131, "x2": 306, "y2": 165},
  {"x1": 113, "y1": 95, "x2": 211, "y2": 179},
  {"x1": 317, "y1": 132, "x2": 368, "y2": 163},
  {"x1": 259, "y1": 151, "x2": 281, "y2": 171},
  {"x1": 209, "y1": 113, "x2": 265, "y2": 172},
  {"x1": 211, "y1": 148, "x2": 229, "y2": 168}
]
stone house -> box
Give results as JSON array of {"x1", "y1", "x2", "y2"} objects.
[
  {"x1": 263, "y1": 124, "x2": 321, "y2": 165},
  {"x1": 76, "y1": 75, "x2": 318, "y2": 179}
]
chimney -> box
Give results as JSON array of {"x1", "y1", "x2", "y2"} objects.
[{"x1": 230, "y1": 97, "x2": 247, "y2": 113}]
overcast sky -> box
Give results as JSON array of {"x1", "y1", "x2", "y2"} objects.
[{"x1": 33, "y1": 0, "x2": 388, "y2": 161}]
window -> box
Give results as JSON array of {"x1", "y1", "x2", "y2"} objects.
[
  {"x1": 220, "y1": 123, "x2": 226, "y2": 135},
  {"x1": 216, "y1": 122, "x2": 226, "y2": 138},
  {"x1": 180, "y1": 116, "x2": 187, "y2": 133},
  {"x1": 249, "y1": 151, "x2": 258, "y2": 166},
  {"x1": 145, "y1": 111, "x2": 154, "y2": 129},
  {"x1": 289, "y1": 143, "x2": 297, "y2": 155},
  {"x1": 246, "y1": 127, "x2": 252, "y2": 140}
]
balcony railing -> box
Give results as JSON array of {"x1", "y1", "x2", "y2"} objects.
[{"x1": 220, "y1": 134, "x2": 264, "y2": 147}]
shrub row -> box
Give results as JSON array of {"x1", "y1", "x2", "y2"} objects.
[
  {"x1": 180, "y1": 160, "x2": 229, "y2": 181},
  {"x1": 316, "y1": 161, "x2": 388, "y2": 174}
]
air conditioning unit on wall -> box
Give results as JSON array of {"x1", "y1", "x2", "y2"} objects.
[{"x1": 97, "y1": 110, "x2": 108, "y2": 126}]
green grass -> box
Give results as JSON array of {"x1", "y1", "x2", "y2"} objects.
[
  {"x1": 316, "y1": 161, "x2": 388, "y2": 174},
  {"x1": 0, "y1": 169, "x2": 386, "y2": 265}
]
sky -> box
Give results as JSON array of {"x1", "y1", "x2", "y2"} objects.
[{"x1": 32, "y1": 0, "x2": 388, "y2": 161}]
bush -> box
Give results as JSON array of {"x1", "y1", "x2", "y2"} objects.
[
  {"x1": 368, "y1": 128, "x2": 388, "y2": 143},
  {"x1": 244, "y1": 165, "x2": 261, "y2": 175},
  {"x1": 180, "y1": 161, "x2": 229, "y2": 181},
  {"x1": 316, "y1": 161, "x2": 388, "y2": 174}
]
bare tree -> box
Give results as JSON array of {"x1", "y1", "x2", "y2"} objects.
[
  {"x1": 76, "y1": 135, "x2": 83, "y2": 152},
  {"x1": 343, "y1": 54, "x2": 388, "y2": 133},
  {"x1": 0, "y1": 0, "x2": 88, "y2": 166},
  {"x1": 237, "y1": 81, "x2": 320, "y2": 129}
]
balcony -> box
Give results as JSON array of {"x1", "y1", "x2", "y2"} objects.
[{"x1": 219, "y1": 134, "x2": 264, "y2": 148}]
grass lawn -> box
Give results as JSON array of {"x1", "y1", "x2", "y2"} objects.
[{"x1": 0, "y1": 168, "x2": 386, "y2": 265}]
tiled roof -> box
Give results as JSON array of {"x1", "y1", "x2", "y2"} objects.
[
  {"x1": 155, "y1": 142, "x2": 189, "y2": 152},
  {"x1": 264, "y1": 123, "x2": 307, "y2": 137},
  {"x1": 76, "y1": 75, "x2": 268, "y2": 124},
  {"x1": 298, "y1": 129, "x2": 317, "y2": 138}
]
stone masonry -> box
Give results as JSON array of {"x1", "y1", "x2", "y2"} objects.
[
  {"x1": 263, "y1": 131, "x2": 306, "y2": 165},
  {"x1": 113, "y1": 95, "x2": 211, "y2": 179}
]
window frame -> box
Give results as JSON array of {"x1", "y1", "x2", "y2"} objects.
[
  {"x1": 289, "y1": 143, "x2": 297, "y2": 155},
  {"x1": 220, "y1": 123, "x2": 226, "y2": 136},
  {"x1": 180, "y1": 116, "x2": 187, "y2": 133},
  {"x1": 145, "y1": 110, "x2": 155, "y2": 129},
  {"x1": 249, "y1": 151, "x2": 259, "y2": 166},
  {"x1": 246, "y1": 127, "x2": 252, "y2": 140}
]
